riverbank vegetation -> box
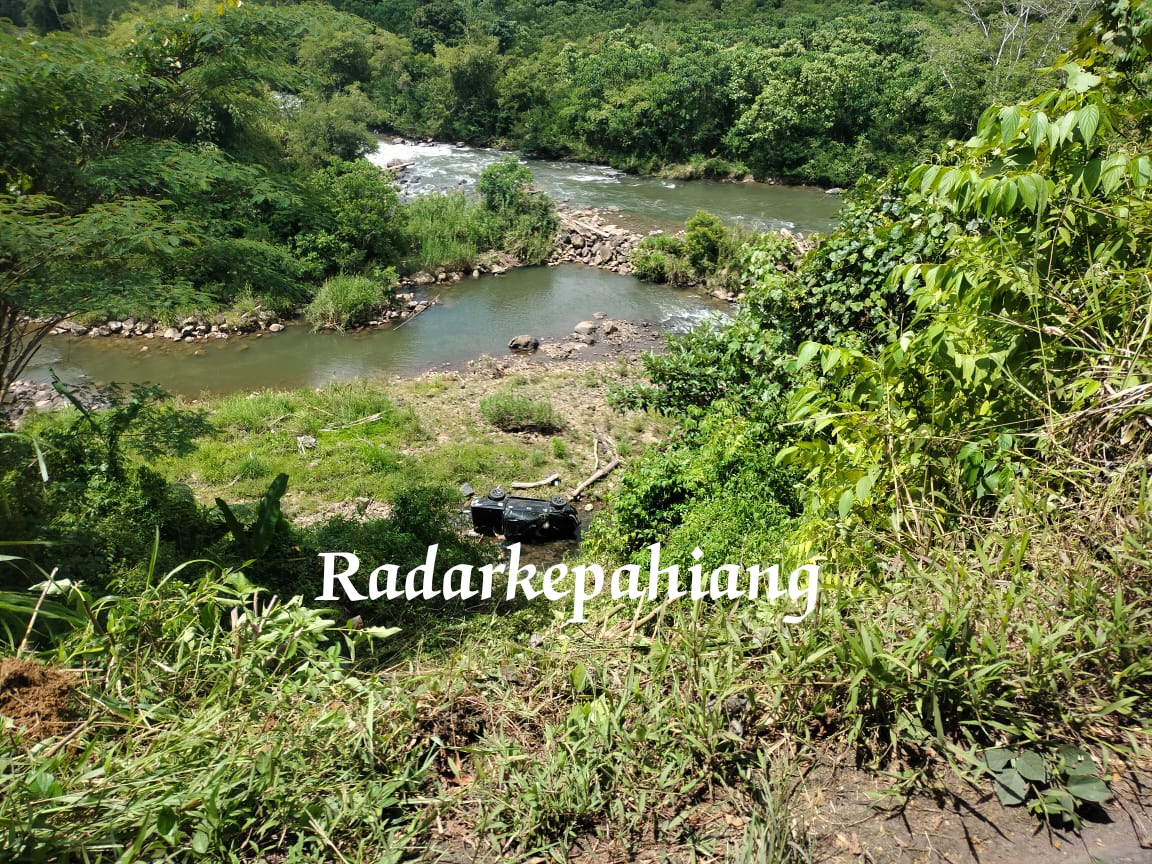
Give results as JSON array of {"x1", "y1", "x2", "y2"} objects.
[
  {"x1": 0, "y1": 3, "x2": 555, "y2": 396},
  {"x1": 3, "y1": 0, "x2": 1152, "y2": 861}
]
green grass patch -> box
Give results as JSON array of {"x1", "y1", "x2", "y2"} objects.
[
  {"x1": 304, "y1": 273, "x2": 397, "y2": 330},
  {"x1": 479, "y1": 391, "x2": 563, "y2": 433}
]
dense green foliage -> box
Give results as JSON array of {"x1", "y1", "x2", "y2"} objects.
[
  {"x1": 479, "y1": 390, "x2": 562, "y2": 432},
  {"x1": 0, "y1": 7, "x2": 556, "y2": 396},
  {"x1": 2, "y1": 0, "x2": 1150, "y2": 859},
  {"x1": 591, "y1": 1, "x2": 1152, "y2": 803}
]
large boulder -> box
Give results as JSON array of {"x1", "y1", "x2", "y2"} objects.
[
  {"x1": 573, "y1": 320, "x2": 598, "y2": 335},
  {"x1": 508, "y1": 334, "x2": 540, "y2": 352}
]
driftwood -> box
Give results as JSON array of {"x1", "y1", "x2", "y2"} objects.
[
  {"x1": 561, "y1": 217, "x2": 612, "y2": 239},
  {"x1": 511, "y1": 473, "x2": 561, "y2": 490},
  {"x1": 569, "y1": 433, "x2": 620, "y2": 500}
]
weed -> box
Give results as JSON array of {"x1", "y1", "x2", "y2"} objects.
[{"x1": 479, "y1": 391, "x2": 562, "y2": 433}]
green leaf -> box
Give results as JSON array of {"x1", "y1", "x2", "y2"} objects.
[
  {"x1": 1066, "y1": 774, "x2": 1111, "y2": 803},
  {"x1": 1059, "y1": 745, "x2": 1095, "y2": 776},
  {"x1": 994, "y1": 768, "x2": 1029, "y2": 806},
  {"x1": 191, "y1": 830, "x2": 211, "y2": 854},
  {"x1": 838, "y1": 488, "x2": 854, "y2": 520},
  {"x1": 156, "y1": 806, "x2": 179, "y2": 842},
  {"x1": 984, "y1": 747, "x2": 1014, "y2": 772},
  {"x1": 571, "y1": 661, "x2": 589, "y2": 694},
  {"x1": 1077, "y1": 104, "x2": 1100, "y2": 148},
  {"x1": 1027, "y1": 112, "x2": 1049, "y2": 151},
  {"x1": 1061, "y1": 63, "x2": 1102, "y2": 94},
  {"x1": 1015, "y1": 750, "x2": 1047, "y2": 783},
  {"x1": 999, "y1": 106, "x2": 1023, "y2": 149},
  {"x1": 361, "y1": 626, "x2": 401, "y2": 640},
  {"x1": 796, "y1": 341, "x2": 821, "y2": 369}
]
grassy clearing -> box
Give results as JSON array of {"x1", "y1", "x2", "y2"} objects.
[{"x1": 152, "y1": 362, "x2": 664, "y2": 519}]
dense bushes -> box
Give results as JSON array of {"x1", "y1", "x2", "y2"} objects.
[
  {"x1": 399, "y1": 157, "x2": 557, "y2": 271},
  {"x1": 591, "y1": 1, "x2": 1152, "y2": 802}
]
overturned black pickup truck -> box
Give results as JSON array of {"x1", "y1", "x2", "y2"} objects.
[{"x1": 470, "y1": 487, "x2": 581, "y2": 542}]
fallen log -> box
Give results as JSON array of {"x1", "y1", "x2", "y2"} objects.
[
  {"x1": 511, "y1": 473, "x2": 561, "y2": 490},
  {"x1": 569, "y1": 433, "x2": 619, "y2": 500}
]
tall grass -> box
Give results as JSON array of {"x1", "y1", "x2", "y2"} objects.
[
  {"x1": 304, "y1": 273, "x2": 395, "y2": 330},
  {"x1": 400, "y1": 192, "x2": 498, "y2": 273}
]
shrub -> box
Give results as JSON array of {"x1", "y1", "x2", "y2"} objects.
[
  {"x1": 631, "y1": 234, "x2": 693, "y2": 285},
  {"x1": 304, "y1": 273, "x2": 397, "y2": 330},
  {"x1": 479, "y1": 391, "x2": 562, "y2": 432},
  {"x1": 478, "y1": 156, "x2": 534, "y2": 212},
  {"x1": 684, "y1": 210, "x2": 728, "y2": 269}
]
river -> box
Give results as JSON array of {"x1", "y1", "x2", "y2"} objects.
[
  {"x1": 27, "y1": 143, "x2": 840, "y2": 397},
  {"x1": 368, "y1": 140, "x2": 839, "y2": 235}
]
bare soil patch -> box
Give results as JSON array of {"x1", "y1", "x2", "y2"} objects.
[
  {"x1": 799, "y1": 753, "x2": 1152, "y2": 864},
  {"x1": 0, "y1": 657, "x2": 81, "y2": 741}
]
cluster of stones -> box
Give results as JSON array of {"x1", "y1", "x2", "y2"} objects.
[
  {"x1": 2, "y1": 379, "x2": 111, "y2": 423},
  {"x1": 400, "y1": 251, "x2": 517, "y2": 289},
  {"x1": 549, "y1": 207, "x2": 643, "y2": 274},
  {"x1": 365, "y1": 293, "x2": 435, "y2": 326},
  {"x1": 51, "y1": 308, "x2": 286, "y2": 342},
  {"x1": 510, "y1": 312, "x2": 654, "y2": 361}
]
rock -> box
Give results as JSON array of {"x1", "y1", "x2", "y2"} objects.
[
  {"x1": 594, "y1": 311, "x2": 607, "y2": 319},
  {"x1": 508, "y1": 334, "x2": 540, "y2": 352},
  {"x1": 573, "y1": 320, "x2": 598, "y2": 335},
  {"x1": 460, "y1": 482, "x2": 474, "y2": 497},
  {"x1": 602, "y1": 320, "x2": 619, "y2": 335},
  {"x1": 107, "y1": 320, "x2": 123, "y2": 333},
  {"x1": 580, "y1": 335, "x2": 596, "y2": 345},
  {"x1": 296, "y1": 435, "x2": 317, "y2": 450},
  {"x1": 570, "y1": 233, "x2": 585, "y2": 249},
  {"x1": 163, "y1": 328, "x2": 181, "y2": 340},
  {"x1": 268, "y1": 323, "x2": 284, "y2": 333},
  {"x1": 595, "y1": 245, "x2": 614, "y2": 266},
  {"x1": 825, "y1": 187, "x2": 844, "y2": 195}
]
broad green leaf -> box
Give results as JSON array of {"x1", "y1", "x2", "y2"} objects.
[
  {"x1": 994, "y1": 768, "x2": 1029, "y2": 806},
  {"x1": 984, "y1": 747, "x2": 1014, "y2": 771},
  {"x1": 796, "y1": 341, "x2": 821, "y2": 369},
  {"x1": 838, "y1": 488, "x2": 854, "y2": 519},
  {"x1": 1066, "y1": 774, "x2": 1111, "y2": 803},
  {"x1": 1061, "y1": 62, "x2": 1102, "y2": 94},
  {"x1": 1015, "y1": 750, "x2": 1047, "y2": 783},
  {"x1": 999, "y1": 105, "x2": 1023, "y2": 149},
  {"x1": 1077, "y1": 104, "x2": 1100, "y2": 147}
]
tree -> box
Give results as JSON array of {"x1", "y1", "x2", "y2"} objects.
[{"x1": 0, "y1": 195, "x2": 195, "y2": 400}]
